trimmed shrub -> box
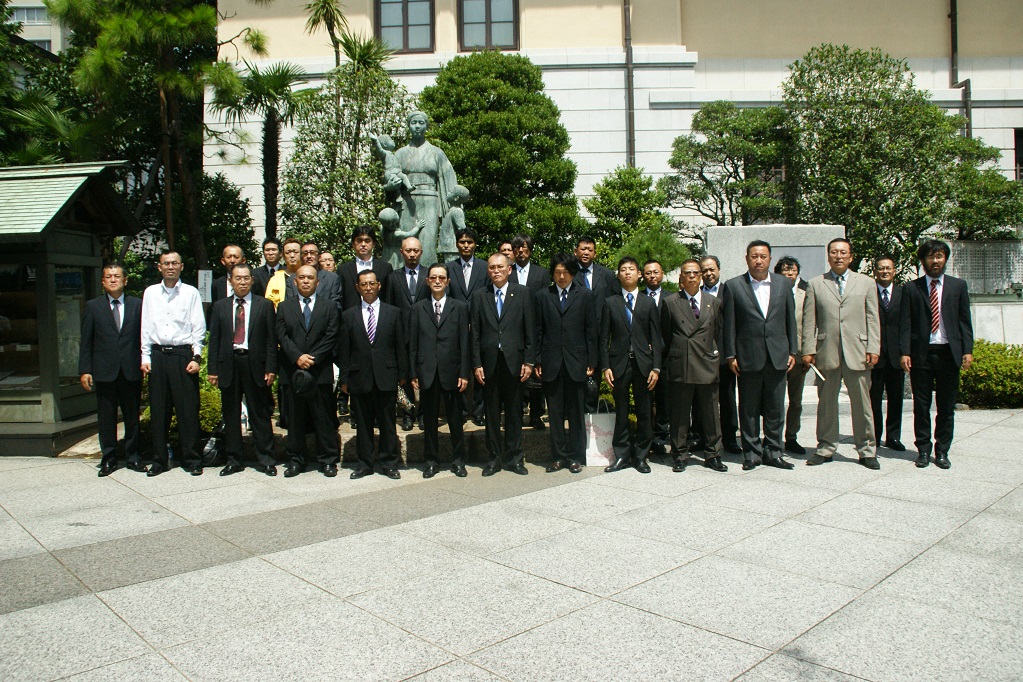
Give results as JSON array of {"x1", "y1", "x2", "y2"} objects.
[{"x1": 958, "y1": 339, "x2": 1023, "y2": 409}]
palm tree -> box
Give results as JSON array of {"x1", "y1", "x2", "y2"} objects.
[
  {"x1": 338, "y1": 32, "x2": 394, "y2": 173},
  {"x1": 211, "y1": 61, "x2": 306, "y2": 241},
  {"x1": 304, "y1": 0, "x2": 348, "y2": 69}
]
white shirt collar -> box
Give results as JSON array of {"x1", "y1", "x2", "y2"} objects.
[
  {"x1": 877, "y1": 282, "x2": 893, "y2": 295},
  {"x1": 108, "y1": 293, "x2": 125, "y2": 305},
  {"x1": 927, "y1": 274, "x2": 944, "y2": 287},
  {"x1": 495, "y1": 283, "x2": 509, "y2": 297},
  {"x1": 621, "y1": 287, "x2": 638, "y2": 299},
  {"x1": 234, "y1": 292, "x2": 252, "y2": 304},
  {"x1": 749, "y1": 273, "x2": 771, "y2": 285},
  {"x1": 301, "y1": 293, "x2": 317, "y2": 305}
]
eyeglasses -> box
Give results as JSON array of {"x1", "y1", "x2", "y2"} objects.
[
  {"x1": 231, "y1": 276, "x2": 253, "y2": 282},
  {"x1": 356, "y1": 282, "x2": 379, "y2": 288},
  {"x1": 427, "y1": 275, "x2": 448, "y2": 281}
]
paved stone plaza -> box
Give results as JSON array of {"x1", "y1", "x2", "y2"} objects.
[{"x1": 1, "y1": 404, "x2": 1022, "y2": 681}]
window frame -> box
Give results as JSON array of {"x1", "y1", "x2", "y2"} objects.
[
  {"x1": 458, "y1": 0, "x2": 519, "y2": 52},
  {"x1": 375, "y1": 0, "x2": 436, "y2": 54},
  {"x1": 11, "y1": 7, "x2": 50, "y2": 25}
]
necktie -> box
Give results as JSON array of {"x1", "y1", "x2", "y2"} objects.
[
  {"x1": 690, "y1": 295, "x2": 700, "y2": 318},
  {"x1": 408, "y1": 269, "x2": 417, "y2": 300},
  {"x1": 930, "y1": 280, "x2": 940, "y2": 333},
  {"x1": 580, "y1": 268, "x2": 591, "y2": 289},
  {"x1": 366, "y1": 304, "x2": 376, "y2": 343},
  {"x1": 837, "y1": 274, "x2": 846, "y2": 296},
  {"x1": 882, "y1": 288, "x2": 890, "y2": 310},
  {"x1": 625, "y1": 292, "x2": 634, "y2": 328},
  {"x1": 111, "y1": 299, "x2": 121, "y2": 332},
  {"x1": 233, "y1": 298, "x2": 246, "y2": 344},
  {"x1": 560, "y1": 289, "x2": 568, "y2": 311},
  {"x1": 496, "y1": 289, "x2": 504, "y2": 318},
  {"x1": 302, "y1": 297, "x2": 312, "y2": 330},
  {"x1": 648, "y1": 290, "x2": 656, "y2": 300},
  {"x1": 463, "y1": 260, "x2": 471, "y2": 286},
  {"x1": 435, "y1": 300, "x2": 442, "y2": 324}
]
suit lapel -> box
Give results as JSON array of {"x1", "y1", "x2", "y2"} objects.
[
  {"x1": 824, "y1": 273, "x2": 843, "y2": 302},
  {"x1": 739, "y1": 275, "x2": 764, "y2": 318}
]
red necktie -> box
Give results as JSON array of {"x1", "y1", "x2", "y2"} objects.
[
  {"x1": 929, "y1": 280, "x2": 940, "y2": 334},
  {"x1": 233, "y1": 298, "x2": 245, "y2": 344}
]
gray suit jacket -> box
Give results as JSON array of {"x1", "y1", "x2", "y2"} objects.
[
  {"x1": 661, "y1": 291, "x2": 721, "y2": 384},
  {"x1": 801, "y1": 271, "x2": 880, "y2": 371},
  {"x1": 722, "y1": 273, "x2": 798, "y2": 372}
]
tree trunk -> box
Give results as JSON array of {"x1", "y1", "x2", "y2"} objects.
[
  {"x1": 263, "y1": 112, "x2": 280, "y2": 241},
  {"x1": 158, "y1": 88, "x2": 176, "y2": 250},
  {"x1": 168, "y1": 91, "x2": 207, "y2": 268}
]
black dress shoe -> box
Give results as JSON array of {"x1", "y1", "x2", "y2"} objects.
[
  {"x1": 451, "y1": 464, "x2": 468, "y2": 478},
  {"x1": 423, "y1": 464, "x2": 438, "y2": 479},
  {"x1": 672, "y1": 459, "x2": 687, "y2": 472},
  {"x1": 507, "y1": 463, "x2": 528, "y2": 475},
  {"x1": 806, "y1": 454, "x2": 833, "y2": 466},
  {"x1": 146, "y1": 463, "x2": 166, "y2": 477},
  {"x1": 402, "y1": 416, "x2": 413, "y2": 432},
  {"x1": 284, "y1": 464, "x2": 303, "y2": 478},
  {"x1": 704, "y1": 456, "x2": 728, "y2": 472},
  {"x1": 98, "y1": 462, "x2": 118, "y2": 477},
  {"x1": 472, "y1": 416, "x2": 486, "y2": 427},
  {"x1": 784, "y1": 440, "x2": 806, "y2": 455},
  {"x1": 859, "y1": 457, "x2": 881, "y2": 470},
  {"x1": 724, "y1": 443, "x2": 743, "y2": 455},
  {"x1": 349, "y1": 468, "x2": 372, "y2": 479},
  {"x1": 220, "y1": 463, "x2": 245, "y2": 476},
  {"x1": 633, "y1": 459, "x2": 650, "y2": 474},
  {"x1": 187, "y1": 465, "x2": 203, "y2": 476},
  {"x1": 482, "y1": 464, "x2": 500, "y2": 477},
  {"x1": 604, "y1": 458, "x2": 631, "y2": 473},
  {"x1": 934, "y1": 454, "x2": 951, "y2": 469},
  {"x1": 126, "y1": 461, "x2": 147, "y2": 473},
  {"x1": 915, "y1": 452, "x2": 930, "y2": 468},
  {"x1": 885, "y1": 439, "x2": 907, "y2": 452},
  {"x1": 257, "y1": 465, "x2": 277, "y2": 477},
  {"x1": 321, "y1": 463, "x2": 338, "y2": 477},
  {"x1": 383, "y1": 468, "x2": 401, "y2": 480},
  {"x1": 545, "y1": 461, "x2": 565, "y2": 473},
  {"x1": 568, "y1": 462, "x2": 583, "y2": 474},
  {"x1": 742, "y1": 460, "x2": 757, "y2": 471},
  {"x1": 764, "y1": 456, "x2": 795, "y2": 470}
]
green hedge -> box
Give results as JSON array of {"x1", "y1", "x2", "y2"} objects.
[{"x1": 958, "y1": 339, "x2": 1023, "y2": 409}]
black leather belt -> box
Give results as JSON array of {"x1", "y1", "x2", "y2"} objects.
[
  {"x1": 233, "y1": 349, "x2": 249, "y2": 356},
  {"x1": 154, "y1": 345, "x2": 191, "y2": 354}
]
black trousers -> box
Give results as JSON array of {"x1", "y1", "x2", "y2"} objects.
[
  {"x1": 352, "y1": 389, "x2": 401, "y2": 472},
  {"x1": 669, "y1": 381, "x2": 722, "y2": 460},
  {"x1": 736, "y1": 366, "x2": 787, "y2": 463},
  {"x1": 652, "y1": 377, "x2": 670, "y2": 445},
  {"x1": 910, "y1": 345, "x2": 959, "y2": 456},
  {"x1": 526, "y1": 385, "x2": 545, "y2": 423},
  {"x1": 611, "y1": 357, "x2": 653, "y2": 462},
  {"x1": 719, "y1": 365, "x2": 740, "y2": 448},
  {"x1": 285, "y1": 384, "x2": 339, "y2": 468},
  {"x1": 871, "y1": 363, "x2": 905, "y2": 444},
  {"x1": 421, "y1": 376, "x2": 465, "y2": 467},
  {"x1": 149, "y1": 348, "x2": 200, "y2": 468},
  {"x1": 220, "y1": 354, "x2": 275, "y2": 468},
  {"x1": 483, "y1": 353, "x2": 524, "y2": 467},
  {"x1": 544, "y1": 369, "x2": 586, "y2": 466},
  {"x1": 96, "y1": 374, "x2": 141, "y2": 467}
]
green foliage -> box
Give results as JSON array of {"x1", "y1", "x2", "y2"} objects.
[
  {"x1": 944, "y1": 166, "x2": 1023, "y2": 241},
  {"x1": 279, "y1": 58, "x2": 417, "y2": 257},
  {"x1": 659, "y1": 100, "x2": 788, "y2": 226},
  {"x1": 583, "y1": 166, "x2": 667, "y2": 253},
  {"x1": 958, "y1": 340, "x2": 1023, "y2": 409},
  {"x1": 782, "y1": 44, "x2": 1002, "y2": 272},
  {"x1": 613, "y1": 212, "x2": 691, "y2": 274},
  {"x1": 173, "y1": 172, "x2": 259, "y2": 266},
  {"x1": 419, "y1": 51, "x2": 586, "y2": 262}
]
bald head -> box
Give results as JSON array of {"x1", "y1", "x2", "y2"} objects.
[
  {"x1": 294, "y1": 265, "x2": 319, "y2": 297},
  {"x1": 400, "y1": 237, "x2": 423, "y2": 269}
]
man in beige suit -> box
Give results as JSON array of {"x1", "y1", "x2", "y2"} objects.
[
  {"x1": 661, "y1": 259, "x2": 728, "y2": 473},
  {"x1": 802, "y1": 238, "x2": 881, "y2": 468},
  {"x1": 776, "y1": 257, "x2": 809, "y2": 455}
]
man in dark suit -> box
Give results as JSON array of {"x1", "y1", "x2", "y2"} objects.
[
  {"x1": 207, "y1": 263, "x2": 278, "y2": 477},
  {"x1": 252, "y1": 238, "x2": 283, "y2": 296},
  {"x1": 291, "y1": 241, "x2": 342, "y2": 310},
  {"x1": 211, "y1": 244, "x2": 245, "y2": 304},
  {"x1": 409, "y1": 263, "x2": 471, "y2": 478},
  {"x1": 601, "y1": 257, "x2": 662, "y2": 473},
  {"x1": 472, "y1": 253, "x2": 536, "y2": 476},
  {"x1": 339, "y1": 269, "x2": 409, "y2": 479},
  {"x1": 512, "y1": 233, "x2": 550, "y2": 430},
  {"x1": 574, "y1": 236, "x2": 617, "y2": 301},
  {"x1": 701, "y1": 255, "x2": 742, "y2": 455},
  {"x1": 722, "y1": 241, "x2": 799, "y2": 471},
  {"x1": 79, "y1": 263, "x2": 144, "y2": 476},
  {"x1": 642, "y1": 259, "x2": 671, "y2": 451},
  {"x1": 339, "y1": 225, "x2": 393, "y2": 311},
  {"x1": 447, "y1": 227, "x2": 490, "y2": 425},
  {"x1": 661, "y1": 259, "x2": 727, "y2": 473},
  {"x1": 535, "y1": 253, "x2": 597, "y2": 474},
  {"x1": 900, "y1": 239, "x2": 974, "y2": 470},
  {"x1": 775, "y1": 256, "x2": 809, "y2": 455},
  {"x1": 871, "y1": 255, "x2": 907, "y2": 452},
  {"x1": 276, "y1": 265, "x2": 340, "y2": 477},
  {"x1": 385, "y1": 236, "x2": 428, "y2": 431}
]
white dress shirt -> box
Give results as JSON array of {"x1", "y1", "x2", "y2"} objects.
[
  {"x1": 107, "y1": 293, "x2": 125, "y2": 331},
  {"x1": 749, "y1": 273, "x2": 772, "y2": 316},
  {"x1": 432, "y1": 294, "x2": 447, "y2": 318},
  {"x1": 702, "y1": 283, "x2": 720, "y2": 297},
  {"x1": 232, "y1": 292, "x2": 252, "y2": 350},
  {"x1": 645, "y1": 287, "x2": 661, "y2": 307},
  {"x1": 356, "y1": 259, "x2": 373, "y2": 272},
  {"x1": 460, "y1": 257, "x2": 473, "y2": 285},
  {"x1": 927, "y1": 275, "x2": 948, "y2": 344},
  {"x1": 684, "y1": 289, "x2": 702, "y2": 310},
  {"x1": 141, "y1": 280, "x2": 205, "y2": 364},
  {"x1": 516, "y1": 262, "x2": 530, "y2": 284}
]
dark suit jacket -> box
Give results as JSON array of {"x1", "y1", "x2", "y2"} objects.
[
  {"x1": 211, "y1": 275, "x2": 230, "y2": 304},
  {"x1": 275, "y1": 295, "x2": 339, "y2": 385},
  {"x1": 471, "y1": 282, "x2": 536, "y2": 376},
  {"x1": 337, "y1": 301, "x2": 408, "y2": 393},
  {"x1": 207, "y1": 295, "x2": 277, "y2": 387},
  {"x1": 287, "y1": 269, "x2": 343, "y2": 311},
  {"x1": 515, "y1": 262, "x2": 550, "y2": 295},
  {"x1": 575, "y1": 262, "x2": 617, "y2": 302},
  {"x1": 340, "y1": 260, "x2": 393, "y2": 311},
  {"x1": 599, "y1": 290, "x2": 662, "y2": 377},
  {"x1": 78, "y1": 295, "x2": 143, "y2": 382},
  {"x1": 722, "y1": 273, "x2": 798, "y2": 372},
  {"x1": 534, "y1": 284, "x2": 597, "y2": 383},
  {"x1": 384, "y1": 265, "x2": 430, "y2": 314},
  {"x1": 446, "y1": 256, "x2": 490, "y2": 310},
  {"x1": 876, "y1": 284, "x2": 904, "y2": 369},
  {"x1": 252, "y1": 264, "x2": 281, "y2": 297},
  {"x1": 900, "y1": 275, "x2": 974, "y2": 367},
  {"x1": 408, "y1": 297, "x2": 471, "y2": 391},
  {"x1": 661, "y1": 291, "x2": 722, "y2": 385},
  {"x1": 797, "y1": 278, "x2": 809, "y2": 292}
]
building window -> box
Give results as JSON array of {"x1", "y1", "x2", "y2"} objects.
[
  {"x1": 460, "y1": 0, "x2": 518, "y2": 51},
  {"x1": 376, "y1": 0, "x2": 434, "y2": 53},
  {"x1": 1015, "y1": 129, "x2": 1023, "y2": 182},
  {"x1": 28, "y1": 40, "x2": 51, "y2": 52},
  {"x1": 11, "y1": 7, "x2": 49, "y2": 25}
]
